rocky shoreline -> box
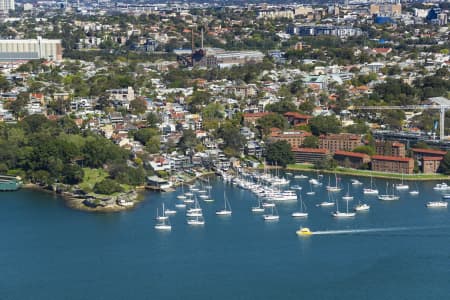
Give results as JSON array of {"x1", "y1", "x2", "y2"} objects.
[{"x1": 21, "y1": 171, "x2": 216, "y2": 213}]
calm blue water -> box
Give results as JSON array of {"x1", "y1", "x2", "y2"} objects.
[{"x1": 1, "y1": 173, "x2": 450, "y2": 300}]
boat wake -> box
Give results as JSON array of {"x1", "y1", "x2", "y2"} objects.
[{"x1": 312, "y1": 226, "x2": 445, "y2": 236}]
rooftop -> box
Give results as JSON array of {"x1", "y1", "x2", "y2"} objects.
[
  {"x1": 371, "y1": 155, "x2": 413, "y2": 163},
  {"x1": 334, "y1": 150, "x2": 370, "y2": 159},
  {"x1": 292, "y1": 147, "x2": 329, "y2": 154},
  {"x1": 411, "y1": 148, "x2": 447, "y2": 155}
]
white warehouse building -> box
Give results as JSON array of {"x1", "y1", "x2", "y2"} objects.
[{"x1": 0, "y1": 37, "x2": 63, "y2": 62}]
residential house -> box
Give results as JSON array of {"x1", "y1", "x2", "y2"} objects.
[{"x1": 283, "y1": 112, "x2": 312, "y2": 126}]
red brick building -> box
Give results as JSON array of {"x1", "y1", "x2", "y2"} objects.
[
  {"x1": 291, "y1": 147, "x2": 330, "y2": 163},
  {"x1": 269, "y1": 130, "x2": 312, "y2": 148},
  {"x1": 371, "y1": 155, "x2": 414, "y2": 174},
  {"x1": 334, "y1": 150, "x2": 371, "y2": 169},
  {"x1": 375, "y1": 140, "x2": 406, "y2": 157},
  {"x1": 411, "y1": 148, "x2": 447, "y2": 173},
  {"x1": 319, "y1": 133, "x2": 362, "y2": 153}
]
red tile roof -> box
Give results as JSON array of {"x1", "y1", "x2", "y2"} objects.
[
  {"x1": 292, "y1": 147, "x2": 329, "y2": 154},
  {"x1": 422, "y1": 156, "x2": 443, "y2": 161},
  {"x1": 284, "y1": 112, "x2": 312, "y2": 119},
  {"x1": 334, "y1": 150, "x2": 370, "y2": 159},
  {"x1": 372, "y1": 48, "x2": 392, "y2": 54},
  {"x1": 319, "y1": 133, "x2": 361, "y2": 140},
  {"x1": 371, "y1": 155, "x2": 413, "y2": 163},
  {"x1": 243, "y1": 112, "x2": 270, "y2": 118},
  {"x1": 411, "y1": 148, "x2": 447, "y2": 156}
]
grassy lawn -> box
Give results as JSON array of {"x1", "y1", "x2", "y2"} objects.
[
  {"x1": 286, "y1": 164, "x2": 450, "y2": 181},
  {"x1": 79, "y1": 168, "x2": 108, "y2": 192}
]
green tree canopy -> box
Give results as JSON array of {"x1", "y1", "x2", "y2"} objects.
[
  {"x1": 302, "y1": 135, "x2": 319, "y2": 148},
  {"x1": 93, "y1": 178, "x2": 123, "y2": 195},
  {"x1": 217, "y1": 122, "x2": 245, "y2": 156},
  {"x1": 133, "y1": 128, "x2": 159, "y2": 145},
  {"x1": 438, "y1": 151, "x2": 450, "y2": 175},
  {"x1": 178, "y1": 129, "x2": 199, "y2": 152},
  {"x1": 309, "y1": 115, "x2": 342, "y2": 135},
  {"x1": 130, "y1": 98, "x2": 147, "y2": 114},
  {"x1": 265, "y1": 140, "x2": 294, "y2": 167},
  {"x1": 256, "y1": 113, "x2": 288, "y2": 136},
  {"x1": 265, "y1": 100, "x2": 298, "y2": 115},
  {"x1": 146, "y1": 112, "x2": 161, "y2": 128}
]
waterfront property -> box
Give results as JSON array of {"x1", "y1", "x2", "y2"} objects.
[
  {"x1": 371, "y1": 155, "x2": 414, "y2": 174},
  {"x1": 411, "y1": 148, "x2": 447, "y2": 174},
  {"x1": 333, "y1": 150, "x2": 370, "y2": 169},
  {"x1": 291, "y1": 147, "x2": 330, "y2": 163},
  {"x1": 269, "y1": 130, "x2": 312, "y2": 149},
  {"x1": 318, "y1": 133, "x2": 362, "y2": 154},
  {"x1": 375, "y1": 140, "x2": 406, "y2": 157}
]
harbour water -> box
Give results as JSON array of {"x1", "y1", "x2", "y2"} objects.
[{"x1": 1, "y1": 173, "x2": 450, "y2": 300}]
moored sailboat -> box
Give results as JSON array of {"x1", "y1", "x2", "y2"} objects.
[
  {"x1": 292, "y1": 195, "x2": 308, "y2": 218},
  {"x1": 216, "y1": 191, "x2": 232, "y2": 216}
]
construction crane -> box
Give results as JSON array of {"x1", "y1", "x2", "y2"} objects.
[{"x1": 349, "y1": 105, "x2": 450, "y2": 141}]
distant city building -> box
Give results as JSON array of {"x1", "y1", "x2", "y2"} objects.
[
  {"x1": 294, "y1": 6, "x2": 314, "y2": 16},
  {"x1": 437, "y1": 13, "x2": 448, "y2": 26},
  {"x1": 0, "y1": 0, "x2": 14, "y2": 16},
  {"x1": 258, "y1": 9, "x2": 294, "y2": 19},
  {"x1": 369, "y1": 3, "x2": 401, "y2": 17},
  {"x1": 287, "y1": 25, "x2": 362, "y2": 38},
  {"x1": 180, "y1": 48, "x2": 264, "y2": 68},
  {"x1": 0, "y1": 37, "x2": 62, "y2": 62}
]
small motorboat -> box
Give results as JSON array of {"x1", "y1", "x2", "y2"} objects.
[{"x1": 296, "y1": 227, "x2": 312, "y2": 236}]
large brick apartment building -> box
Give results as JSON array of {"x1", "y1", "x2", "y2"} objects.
[
  {"x1": 291, "y1": 148, "x2": 330, "y2": 163},
  {"x1": 334, "y1": 150, "x2": 370, "y2": 169},
  {"x1": 319, "y1": 133, "x2": 362, "y2": 153},
  {"x1": 411, "y1": 148, "x2": 447, "y2": 174},
  {"x1": 371, "y1": 155, "x2": 414, "y2": 174},
  {"x1": 269, "y1": 130, "x2": 312, "y2": 148},
  {"x1": 375, "y1": 140, "x2": 406, "y2": 157}
]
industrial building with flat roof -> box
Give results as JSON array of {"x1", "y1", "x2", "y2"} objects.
[{"x1": 0, "y1": 37, "x2": 62, "y2": 62}]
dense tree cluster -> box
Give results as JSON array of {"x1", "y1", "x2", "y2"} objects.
[
  {"x1": 265, "y1": 141, "x2": 294, "y2": 167},
  {"x1": 0, "y1": 115, "x2": 136, "y2": 189}
]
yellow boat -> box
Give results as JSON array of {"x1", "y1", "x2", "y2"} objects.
[{"x1": 296, "y1": 227, "x2": 312, "y2": 236}]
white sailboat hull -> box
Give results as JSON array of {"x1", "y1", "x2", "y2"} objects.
[
  {"x1": 154, "y1": 224, "x2": 171, "y2": 230},
  {"x1": 291, "y1": 212, "x2": 308, "y2": 218},
  {"x1": 332, "y1": 212, "x2": 356, "y2": 217},
  {"x1": 263, "y1": 215, "x2": 280, "y2": 221}
]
